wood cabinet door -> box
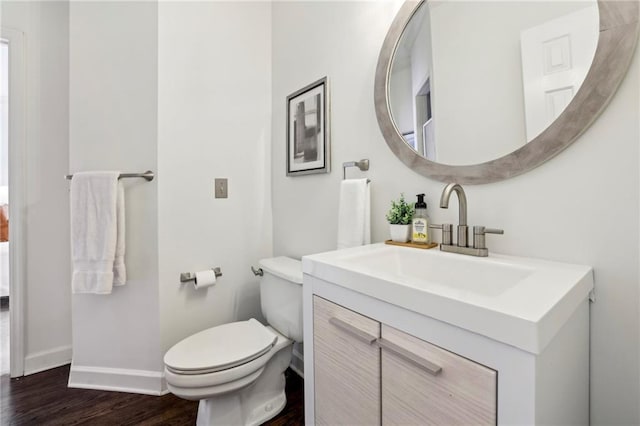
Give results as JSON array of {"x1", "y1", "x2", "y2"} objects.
[
  {"x1": 381, "y1": 324, "x2": 497, "y2": 425},
  {"x1": 313, "y1": 296, "x2": 381, "y2": 426}
]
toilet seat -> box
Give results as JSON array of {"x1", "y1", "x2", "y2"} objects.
[
  {"x1": 164, "y1": 319, "x2": 278, "y2": 375},
  {"x1": 164, "y1": 325, "x2": 292, "y2": 401},
  {"x1": 165, "y1": 347, "x2": 270, "y2": 389}
]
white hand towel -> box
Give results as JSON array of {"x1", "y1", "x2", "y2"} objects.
[
  {"x1": 337, "y1": 179, "x2": 371, "y2": 250},
  {"x1": 70, "y1": 172, "x2": 124, "y2": 294},
  {"x1": 112, "y1": 182, "x2": 126, "y2": 286}
]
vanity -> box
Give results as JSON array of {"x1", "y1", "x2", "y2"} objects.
[{"x1": 302, "y1": 244, "x2": 593, "y2": 425}]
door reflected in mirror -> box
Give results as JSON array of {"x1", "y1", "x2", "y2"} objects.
[{"x1": 388, "y1": 1, "x2": 599, "y2": 166}]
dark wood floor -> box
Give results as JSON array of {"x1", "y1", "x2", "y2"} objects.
[{"x1": 0, "y1": 365, "x2": 304, "y2": 425}]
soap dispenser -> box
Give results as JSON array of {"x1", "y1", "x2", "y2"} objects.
[{"x1": 411, "y1": 194, "x2": 430, "y2": 244}]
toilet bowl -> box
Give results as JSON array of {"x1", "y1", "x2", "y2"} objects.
[{"x1": 164, "y1": 257, "x2": 303, "y2": 426}]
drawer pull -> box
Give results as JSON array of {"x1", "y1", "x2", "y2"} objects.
[
  {"x1": 377, "y1": 338, "x2": 442, "y2": 376},
  {"x1": 329, "y1": 317, "x2": 378, "y2": 344}
]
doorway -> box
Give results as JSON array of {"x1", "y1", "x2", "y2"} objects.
[
  {"x1": 1, "y1": 27, "x2": 26, "y2": 378},
  {"x1": 414, "y1": 78, "x2": 435, "y2": 161},
  {"x1": 1, "y1": 38, "x2": 9, "y2": 377}
]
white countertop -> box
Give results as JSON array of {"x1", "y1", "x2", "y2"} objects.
[{"x1": 302, "y1": 243, "x2": 593, "y2": 354}]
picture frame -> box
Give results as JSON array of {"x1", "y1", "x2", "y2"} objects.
[{"x1": 286, "y1": 77, "x2": 330, "y2": 176}]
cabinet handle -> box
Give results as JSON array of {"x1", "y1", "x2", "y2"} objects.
[
  {"x1": 377, "y1": 338, "x2": 442, "y2": 376},
  {"x1": 329, "y1": 317, "x2": 378, "y2": 344}
]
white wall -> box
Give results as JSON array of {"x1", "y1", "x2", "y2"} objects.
[
  {"x1": 157, "y1": 1, "x2": 272, "y2": 353},
  {"x1": 2, "y1": 1, "x2": 72, "y2": 375},
  {"x1": 272, "y1": 1, "x2": 639, "y2": 424},
  {"x1": 69, "y1": 1, "x2": 162, "y2": 388},
  {"x1": 389, "y1": 66, "x2": 412, "y2": 135},
  {"x1": 273, "y1": 1, "x2": 401, "y2": 258}
]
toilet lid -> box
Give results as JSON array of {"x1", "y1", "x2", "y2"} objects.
[
  {"x1": 164, "y1": 319, "x2": 278, "y2": 374},
  {"x1": 259, "y1": 256, "x2": 303, "y2": 284}
]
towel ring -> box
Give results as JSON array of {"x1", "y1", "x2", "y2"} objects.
[{"x1": 343, "y1": 159, "x2": 370, "y2": 182}]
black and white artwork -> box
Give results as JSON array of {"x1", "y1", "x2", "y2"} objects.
[{"x1": 286, "y1": 77, "x2": 329, "y2": 176}]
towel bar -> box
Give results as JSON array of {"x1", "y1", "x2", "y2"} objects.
[{"x1": 65, "y1": 170, "x2": 155, "y2": 182}]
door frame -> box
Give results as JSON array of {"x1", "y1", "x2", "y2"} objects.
[{"x1": 2, "y1": 26, "x2": 26, "y2": 378}]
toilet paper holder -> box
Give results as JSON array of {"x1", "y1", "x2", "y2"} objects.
[{"x1": 180, "y1": 267, "x2": 222, "y2": 284}]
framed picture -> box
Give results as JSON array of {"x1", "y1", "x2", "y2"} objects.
[{"x1": 286, "y1": 77, "x2": 330, "y2": 176}]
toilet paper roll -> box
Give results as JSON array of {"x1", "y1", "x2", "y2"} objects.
[{"x1": 194, "y1": 270, "x2": 217, "y2": 289}]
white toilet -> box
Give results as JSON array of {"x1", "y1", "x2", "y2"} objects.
[{"x1": 163, "y1": 257, "x2": 303, "y2": 426}]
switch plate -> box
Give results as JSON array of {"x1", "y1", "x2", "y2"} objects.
[{"x1": 215, "y1": 178, "x2": 228, "y2": 198}]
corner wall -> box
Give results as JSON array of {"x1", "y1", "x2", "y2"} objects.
[
  {"x1": 271, "y1": 1, "x2": 639, "y2": 424},
  {"x1": 67, "y1": 0, "x2": 273, "y2": 393},
  {"x1": 68, "y1": 1, "x2": 162, "y2": 393}
]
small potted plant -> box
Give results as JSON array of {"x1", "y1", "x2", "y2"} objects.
[{"x1": 386, "y1": 193, "x2": 414, "y2": 243}]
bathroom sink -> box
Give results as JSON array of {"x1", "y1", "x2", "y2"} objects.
[
  {"x1": 339, "y1": 246, "x2": 533, "y2": 297},
  {"x1": 302, "y1": 243, "x2": 593, "y2": 354}
]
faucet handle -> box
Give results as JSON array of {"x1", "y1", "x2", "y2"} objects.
[
  {"x1": 473, "y1": 226, "x2": 504, "y2": 249},
  {"x1": 429, "y1": 223, "x2": 453, "y2": 245}
]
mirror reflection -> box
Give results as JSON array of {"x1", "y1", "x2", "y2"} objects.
[{"x1": 389, "y1": 1, "x2": 599, "y2": 166}]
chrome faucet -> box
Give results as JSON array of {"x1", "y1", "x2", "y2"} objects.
[{"x1": 430, "y1": 183, "x2": 503, "y2": 257}]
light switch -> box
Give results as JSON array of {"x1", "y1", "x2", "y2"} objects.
[{"x1": 215, "y1": 178, "x2": 228, "y2": 198}]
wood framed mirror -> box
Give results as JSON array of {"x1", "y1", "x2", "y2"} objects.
[{"x1": 374, "y1": 1, "x2": 639, "y2": 184}]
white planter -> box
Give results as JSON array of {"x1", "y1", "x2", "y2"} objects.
[{"x1": 389, "y1": 224, "x2": 411, "y2": 243}]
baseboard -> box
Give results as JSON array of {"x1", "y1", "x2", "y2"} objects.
[
  {"x1": 68, "y1": 364, "x2": 168, "y2": 396},
  {"x1": 24, "y1": 345, "x2": 72, "y2": 376},
  {"x1": 290, "y1": 344, "x2": 304, "y2": 378}
]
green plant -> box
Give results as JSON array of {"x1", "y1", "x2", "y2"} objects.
[{"x1": 386, "y1": 193, "x2": 414, "y2": 225}]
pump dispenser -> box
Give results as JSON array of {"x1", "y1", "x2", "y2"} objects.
[{"x1": 411, "y1": 194, "x2": 430, "y2": 244}]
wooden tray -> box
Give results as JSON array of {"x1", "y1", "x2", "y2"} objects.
[{"x1": 384, "y1": 240, "x2": 438, "y2": 250}]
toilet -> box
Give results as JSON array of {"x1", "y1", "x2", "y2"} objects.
[{"x1": 163, "y1": 257, "x2": 303, "y2": 426}]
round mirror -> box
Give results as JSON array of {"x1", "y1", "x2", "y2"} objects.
[{"x1": 375, "y1": 0, "x2": 639, "y2": 183}]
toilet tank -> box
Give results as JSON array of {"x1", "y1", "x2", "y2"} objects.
[{"x1": 258, "y1": 257, "x2": 303, "y2": 342}]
